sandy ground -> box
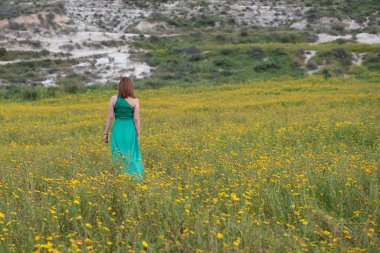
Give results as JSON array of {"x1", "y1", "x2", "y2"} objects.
[
  {"x1": 1, "y1": 31, "x2": 151, "y2": 86},
  {"x1": 316, "y1": 33, "x2": 380, "y2": 44}
]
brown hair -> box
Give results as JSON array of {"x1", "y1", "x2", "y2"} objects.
[{"x1": 118, "y1": 77, "x2": 135, "y2": 98}]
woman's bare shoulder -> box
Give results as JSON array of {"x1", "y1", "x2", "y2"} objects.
[
  {"x1": 109, "y1": 95, "x2": 117, "y2": 103},
  {"x1": 130, "y1": 97, "x2": 139, "y2": 102}
]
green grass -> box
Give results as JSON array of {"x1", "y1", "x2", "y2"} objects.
[
  {"x1": 300, "y1": 0, "x2": 380, "y2": 24},
  {"x1": 131, "y1": 31, "x2": 380, "y2": 88},
  {"x1": 0, "y1": 59, "x2": 77, "y2": 84},
  {"x1": 0, "y1": 77, "x2": 379, "y2": 252},
  {"x1": 0, "y1": 49, "x2": 50, "y2": 61}
]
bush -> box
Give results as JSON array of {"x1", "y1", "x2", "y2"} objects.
[
  {"x1": 8, "y1": 22, "x2": 26, "y2": 31},
  {"x1": 363, "y1": 52, "x2": 380, "y2": 71},
  {"x1": 172, "y1": 46, "x2": 200, "y2": 55},
  {"x1": 219, "y1": 48, "x2": 239, "y2": 56},
  {"x1": 248, "y1": 47, "x2": 264, "y2": 59},
  {"x1": 188, "y1": 53, "x2": 204, "y2": 61},
  {"x1": 214, "y1": 34, "x2": 228, "y2": 42},
  {"x1": 213, "y1": 59, "x2": 234, "y2": 67},
  {"x1": 47, "y1": 86, "x2": 59, "y2": 97},
  {"x1": 21, "y1": 86, "x2": 39, "y2": 100},
  {"x1": 318, "y1": 48, "x2": 352, "y2": 67},
  {"x1": 321, "y1": 69, "x2": 332, "y2": 79},
  {"x1": 306, "y1": 60, "x2": 319, "y2": 70},
  {"x1": 0, "y1": 48, "x2": 6, "y2": 57},
  {"x1": 240, "y1": 29, "x2": 249, "y2": 37},
  {"x1": 62, "y1": 84, "x2": 82, "y2": 94},
  {"x1": 331, "y1": 48, "x2": 350, "y2": 59},
  {"x1": 148, "y1": 35, "x2": 160, "y2": 43},
  {"x1": 254, "y1": 63, "x2": 280, "y2": 72},
  {"x1": 195, "y1": 15, "x2": 216, "y2": 27},
  {"x1": 348, "y1": 65, "x2": 369, "y2": 78},
  {"x1": 56, "y1": 73, "x2": 87, "y2": 94},
  {"x1": 271, "y1": 47, "x2": 287, "y2": 56}
]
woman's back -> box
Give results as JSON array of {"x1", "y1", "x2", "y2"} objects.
[
  {"x1": 104, "y1": 77, "x2": 144, "y2": 181},
  {"x1": 114, "y1": 95, "x2": 135, "y2": 120}
]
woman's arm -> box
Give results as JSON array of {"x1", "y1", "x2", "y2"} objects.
[
  {"x1": 133, "y1": 98, "x2": 140, "y2": 142},
  {"x1": 103, "y1": 96, "x2": 115, "y2": 143}
]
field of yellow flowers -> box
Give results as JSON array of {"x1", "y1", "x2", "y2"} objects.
[{"x1": 0, "y1": 76, "x2": 379, "y2": 252}]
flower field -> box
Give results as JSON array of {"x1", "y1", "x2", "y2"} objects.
[{"x1": 0, "y1": 77, "x2": 379, "y2": 252}]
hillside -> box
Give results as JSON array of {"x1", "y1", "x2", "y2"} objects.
[
  {"x1": 0, "y1": 0, "x2": 379, "y2": 94},
  {"x1": 1, "y1": 0, "x2": 379, "y2": 33}
]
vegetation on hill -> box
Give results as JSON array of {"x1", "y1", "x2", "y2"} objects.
[
  {"x1": 0, "y1": 0, "x2": 65, "y2": 19},
  {"x1": 1, "y1": 26, "x2": 379, "y2": 99},
  {"x1": 299, "y1": 0, "x2": 380, "y2": 24},
  {"x1": 131, "y1": 28, "x2": 380, "y2": 88}
]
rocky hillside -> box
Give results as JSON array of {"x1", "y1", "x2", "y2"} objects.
[
  {"x1": 1, "y1": 0, "x2": 379, "y2": 34},
  {"x1": 0, "y1": 0, "x2": 378, "y2": 89}
]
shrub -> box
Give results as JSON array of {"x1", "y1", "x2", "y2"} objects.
[
  {"x1": 195, "y1": 15, "x2": 216, "y2": 26},
  {"x1": 321, "y1": 69, "x2": 332, "y2": 79},
  {"x1": 248, "y1": 47, "x2": 264, "y2": 59},
  {"x1": 331, "y1": 48, "x2": 350, "y2": 59},
  {"x1": 271, "y1": 47, "x2": 287, "y2": 56},
  {"x1": 254, "y1": 63, "x2": 280, "y2": 72},
  {"x1": 57, "y1": 74, "x2": 88, "y2": 88},
  {"x1": 47, "y1": 86, "x2": 59, "y2": 97},
  {"x1": 0, "y1": 48, "x2": 6, "y2": 57},
  {"x1": 219, "y1": 48, "x2": 238, "y2": 56},
  {"x1": 188, "y1": 53, "x2": 204, "y2": 61},
  {"x1": 363, "y1": 52, "x2": 380, "y2": 71},
  {"x1": 172, "y1": 46, "x2": 200, "y2": 55},
  {"x1": 213, "y1": 59, "x2": 234, "y2": 67},
  {"x1": 240, "y1": 29, "x2": 248, "y2": 37},
  {"x1": 8, "y1": 22, "x2": 26, "y2": 31},
  {"x1": 21, "y1": 86, "x2": 39, "y2": 100},
  {"x1": 214, "y1": 34, "x2": 228, "y2": 42},
  {"x1": 306, "y1": 60, "x2": 319, "y2": 70},
  {"x1": 148, "y1": 35, "x2": 160, "y2": 43}
]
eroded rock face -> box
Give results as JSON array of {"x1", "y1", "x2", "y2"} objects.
[
  {"x1": 1, "y1": 0, "x2": 377, "y2": 34},
  {"x1": 64, "y1": 0, "x2": 309, "y2": 32},
  {"x1": 0, "y1": 12, "x2": 72, "y2": 32}
]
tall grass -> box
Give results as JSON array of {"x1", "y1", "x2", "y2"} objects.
[{"x1": 0, "y1": 76, "x2": 379, "y2": 252}]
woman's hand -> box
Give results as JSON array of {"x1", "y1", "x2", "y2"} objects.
[{"x1": 103, "y1": 134, "x2": 109, "y2": 143}]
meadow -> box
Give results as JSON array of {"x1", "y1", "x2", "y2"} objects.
[{"x1": 0, "y1": 76, "x2": 379, "y2": 252}]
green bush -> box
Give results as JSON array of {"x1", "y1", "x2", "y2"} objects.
[
  {"x1": 248, "y1": 47, "x2": 265, "y2": 59},
  {"x1": 363, "y1": 52, "x2": 380, "y2": 71},
  {"x1": 0, "y1": 48, "x2": 6, "y2": 57},
  {"x1": 21, "y1": 86, "x2": 39, "y2": 100},
  {"x1": 254, "y1": 63, "x2": 280, "y2": 72}
]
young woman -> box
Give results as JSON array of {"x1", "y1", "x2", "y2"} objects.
[{"x1": 103, "y1": 77, "x2": 144, "y2": 181}]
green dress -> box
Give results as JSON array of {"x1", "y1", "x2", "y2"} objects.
[{"x1": 110, "y1": 95, "x2": 144, "y2": 181}]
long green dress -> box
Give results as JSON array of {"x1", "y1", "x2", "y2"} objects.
[{"x1": 110, "y1": 95, "x2": 144, "y2": 181}]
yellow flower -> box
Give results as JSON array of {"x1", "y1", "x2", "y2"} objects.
[
  {"x1": 0, "y1": 212, "x2": 5, "y2": 218},
  {"x1": 233, "y1": 237, "x2": 241, "y2": 246},
  {"x1": 217, "y1": 233, "x2": 224, "y2": 239},
  {"x1": 230, "y1": 193, "x2": 240, "y2": 201},
  {"x1": 142, "y1": 240, "x2": 149, "y2": 248}
]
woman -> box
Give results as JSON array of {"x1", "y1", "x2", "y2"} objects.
[{"x1": 103, "y1": 77, "x2": 144, "y2": 181}]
